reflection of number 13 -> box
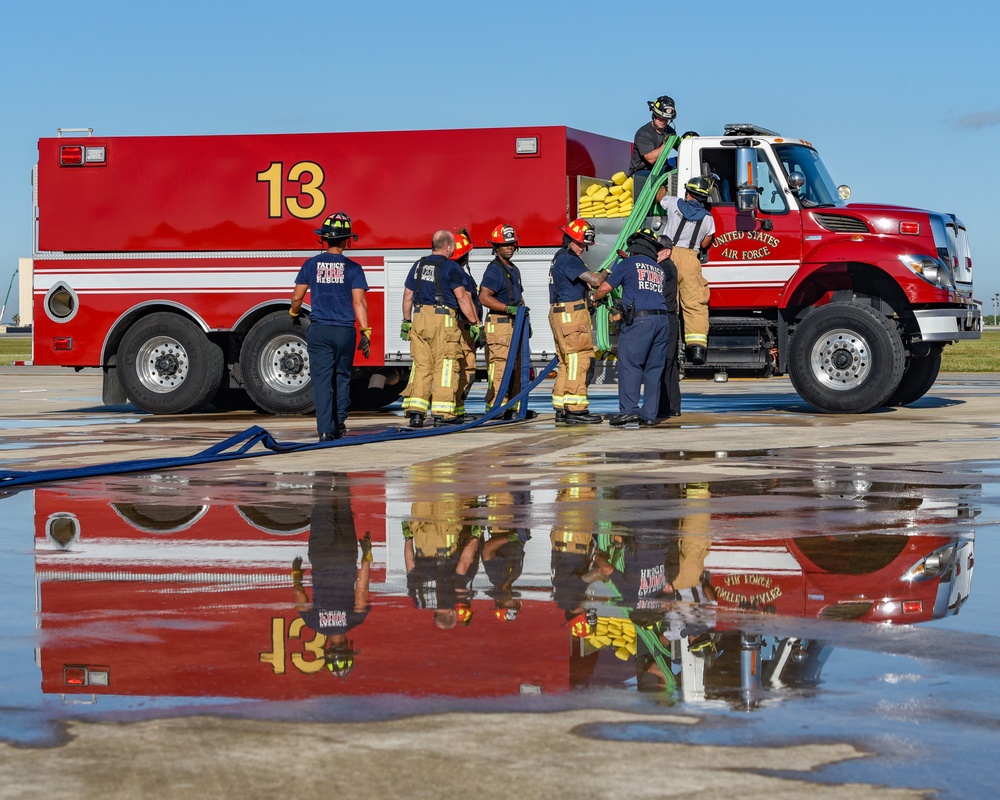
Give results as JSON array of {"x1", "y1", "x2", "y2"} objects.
[
  {"x1": 256, "y1": 161, "x2": 326, "y2": 219},
  {"x1": 260, "y1": 617, "x2": 327, "y2": 674}
]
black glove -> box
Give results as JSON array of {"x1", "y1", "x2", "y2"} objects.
[
  {"x1": 290, "y1": 310, "x2": 302, "y2": 328},
  {"x1": 358, "y1": 328, "x2": 372, "y2": 359},
  {"x1": 291, "y1": 556, "x2": 303, "y2": 584}
]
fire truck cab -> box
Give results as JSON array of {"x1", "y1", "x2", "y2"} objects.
[{"x1": 599, "y1": 124, "x2": 981, "y2": 413}]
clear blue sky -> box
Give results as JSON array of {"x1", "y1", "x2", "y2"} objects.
[{"x1": 1, "y1": 0, "x2": 998, "y2": 321}]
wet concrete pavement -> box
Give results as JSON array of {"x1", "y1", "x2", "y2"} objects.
[{"x1": 1, "y1": 367, "x2": 999, "y2": 798}]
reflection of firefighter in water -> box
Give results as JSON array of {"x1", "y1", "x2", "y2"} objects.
[
  {"x1": 480, "y1": 490, "x2": 531, "y2": 622},
  {"x1": 550, "y1": 473, "x2": 601, "y2": 636},
  {"x1": 581, "y1": 481, "x2": 718, "y2": 694},
  {"x1": 291, "y1": 479, "x2": 372, "y2": 679},
  {"x1": 404, "y1": 494, "x2": 482, "y2": 629}
]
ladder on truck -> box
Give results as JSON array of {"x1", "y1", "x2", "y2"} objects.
[{"x1": 593, "y1": 134, "x2": 679, "y2": 353}]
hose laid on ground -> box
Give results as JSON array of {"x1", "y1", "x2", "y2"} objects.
[{"x1": 0, "y1": 310, "x2": 553, "y2": 489}]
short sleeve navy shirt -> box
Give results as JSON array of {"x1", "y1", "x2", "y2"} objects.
[
  {"x1": 294, "y1": 253, "x2": 369, "y2": 327},
  {"x1": 481, "y1": 259, "x2": 524, "y2": 306},
  {"x1": 404, "y1": 254, "x2": 466, "y2": 309},
  {"x1": 549, "y1": 249, "x2": 589, "y2": 304},
  {"x1": 606, "y1": 255, "x2": 668, "y2": 312}
]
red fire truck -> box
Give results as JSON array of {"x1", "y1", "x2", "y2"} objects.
[
  {"x1": 31, "y1": 123, "x2": 980, "y2": 415},
  {"x1": 33, "y1": 476, "x2": 974, "y2": 702}
]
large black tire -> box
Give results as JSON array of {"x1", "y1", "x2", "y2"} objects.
[
  {"x1": 117, "y1": 313, "x2": 224, "y2": 414},
  {"x1": 883, "y1": 351, "x2": 942, "y2": 407},
  {"x1": 240, "y1": 311, "x2": 315, "y2": 414},
  {"x1": 788, "y1": 302, "x2": 905, "y2": 414}
]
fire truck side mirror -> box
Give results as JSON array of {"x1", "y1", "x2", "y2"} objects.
[
  {"x1": 788, "y1": 170, "x2": 806, "y2": 193},
  {"x1": 736, "y1": 183, "x2": 759, "y2": 213}
]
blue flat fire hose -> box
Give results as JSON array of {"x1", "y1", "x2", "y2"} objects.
[{"x1": 0, "y1": 309, "x2": 555, "y2": 489}]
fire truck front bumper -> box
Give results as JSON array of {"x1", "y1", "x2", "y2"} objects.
[{"x1": 912, "y1": 302, "x2": 982, "y2": 343}]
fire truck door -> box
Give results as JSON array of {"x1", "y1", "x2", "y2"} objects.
[{"x1": 698, "y1": 146, "x2": 803, "y2": 310}]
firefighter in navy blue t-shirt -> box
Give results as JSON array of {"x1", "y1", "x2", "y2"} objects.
[
  {"x1": 479, "y1": 223, "x2": 527, "y2": 416},
  {"x1": 548, "y1": 219, "x2": 607, "y2": 424},
  {"x1": 290, "y1": 212, "x2": 370, "y2": 441},
  {"x1": 400, "y1": 230, "x2": 481, "y2": 428},
  {"x1": 291, "y1": 478, "x2": 372, "y2": 679},
  {"x1": 592, "y1": 228, "x2": 671, "y2": 426}
]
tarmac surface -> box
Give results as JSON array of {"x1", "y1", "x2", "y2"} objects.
[{"x1": 1, "y1": 366, "x2": 999, "y2": 799}]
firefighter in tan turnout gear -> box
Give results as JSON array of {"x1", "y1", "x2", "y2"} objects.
[
  {"x1": 401, "y1": 230, "x2": 482, "y2": 428},
  {"x1": 656, "y1": 175, "x2": 716, "y2": 365},
  {"x1": 548, "y1": 219, "x2": 607, "y2": 424},
  {"x1": 478, "y1": 223, "x2": 527, "y2": 417}
]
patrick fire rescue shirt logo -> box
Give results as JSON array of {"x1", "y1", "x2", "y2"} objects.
[
  {"x1": 318, "y1": 609, "x2": 348, "y2": 628},
  {"x1": 636, "y1": 264, "x2": 665, "y2": 293},
  {"x1": 317, "y1": 262, "x2": 346, "y2": 284},
  {"x1": 419, "y1": 263, "x2": 436, "y2": 281}
]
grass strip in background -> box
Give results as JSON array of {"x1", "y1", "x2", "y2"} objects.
[
  {"x1": 2, "y1": 330, "x2": 997, "y2": 370},
  {"x1": 940, "y1": 329, "x2": 1000, "y2": 372},
  {"x1": 0, "y1": 336, "x2": 31, "y2": 365}
]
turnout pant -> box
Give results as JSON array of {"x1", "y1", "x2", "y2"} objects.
[
  {"x1": 455, "y1": 323, "x2": 478, "y2": 417},
  {"x1": 484, "y1": 313, "x2": 521, "y2": 411},
  {"x1": 401, "y1": 305, "x2": 462, "y2": 420},
  {"x1": 673, "y1": 246, "x2": 710, "y2": 349},
  {"x1": 548, "y1": 302, "x2": 594, "y2": 413},
  {"x1": 306, "y1": 323, "x2": 356, "y2": 436}
]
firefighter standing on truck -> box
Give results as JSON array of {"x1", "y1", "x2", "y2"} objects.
[
  {"x1": 479, "y1": 223, "x2": 527, "y2": 418},
  {"x1": 548, "y1": 219, "x2": 606, "y2": 424},
  {"x1": 452, "y1": 229, "x2": 483, "y2": 421},
  {"x1": 401, "y1": 230, "x2": 482, "y2": 428},
  {"x1": 655, "y1": 175, "x2": 716, "y2": 365},
  {"x1": 591, "y1": 228, "x2": 671, "y2": 427},
  {"x1": 290, "y1": 212, "x2": 370, "y2": 442},
  {"x1": 628, "y1": 95, "x2": 678, "y2": 178}
]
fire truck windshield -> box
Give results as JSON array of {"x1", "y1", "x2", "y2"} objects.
[{"x1": 774, "y1": 144, "x2": 845, "y2": 208}]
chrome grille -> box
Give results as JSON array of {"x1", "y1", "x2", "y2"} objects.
[{"x1": 813, "y1": 213, "x2": 871, "y2": 234}]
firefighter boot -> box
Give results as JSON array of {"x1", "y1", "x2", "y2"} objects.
[
  {"x1": 685, "y1": 344, "x2": 707, "y2": 366},
  {"x1": 408, "y1": 411, "x2": 425, "y2": 428},
  {"x1": 563, "y1": 410, "x2": 603, "y2": 425}
]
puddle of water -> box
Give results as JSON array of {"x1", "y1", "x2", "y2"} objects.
[
  {"x1": 0, "y1": 418, "x2": 141, "y2": 430},
  {"x1": 0, "y1": 462, "x2": 997, "y2": 796}
]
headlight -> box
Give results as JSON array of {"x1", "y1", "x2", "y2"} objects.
[
  {"x1": 903, "y1": 544, "x2": 956, "y2": 582},
  {"x1": 898, "y1": 254, "x2": 950, "y2": 287}
]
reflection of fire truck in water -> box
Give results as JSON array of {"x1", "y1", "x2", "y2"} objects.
[
  {"x1": 34, "y1": 476, "x2": 975, "y2": 703},
  {"x1": 31, "y1": 122, "x2": 979, "y2": 416},
  {"x1": 570, "y1": 478, "x2": 977, "y2": 704},
  {"x1": 33, "y1": 477, "x2": 568, "y2": 700}
]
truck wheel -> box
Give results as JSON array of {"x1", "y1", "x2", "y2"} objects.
[
  {"x1": 788, "y1": 302, "x2": 904, "y2": 413},
  {"x1": 117, "y1": 313, "x2": 224, "y2": 414},
  {"x1": 883, "y1": 351, "x2": 942, "y2": 407},
  {"x1": 240, "y1": 311, "x2": 315, "y2": 414}
]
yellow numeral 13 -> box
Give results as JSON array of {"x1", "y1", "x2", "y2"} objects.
[{"x1": 256, "y1": 161, "x2": 326, "y2": 220}]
